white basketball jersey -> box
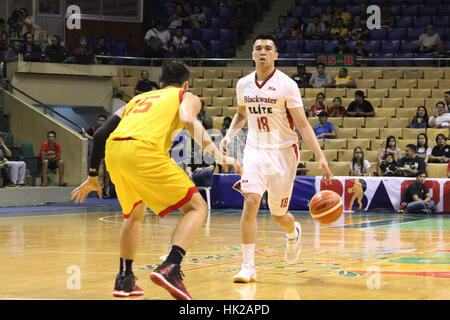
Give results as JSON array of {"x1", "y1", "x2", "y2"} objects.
[{"x1": 236, "y1": 69, "x2": 303, "y2": 150}]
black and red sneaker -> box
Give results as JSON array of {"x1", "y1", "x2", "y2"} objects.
[
  {"x1": 112, "y1": 273, "x2": 144, "y2": 297},
  {"x1": 150, "y1": 263, "x2": 192, "y2": 300}
]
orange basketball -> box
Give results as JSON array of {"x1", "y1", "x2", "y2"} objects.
[{"x1": 309, "y1": 190, "x2": 343, "y2": 224}]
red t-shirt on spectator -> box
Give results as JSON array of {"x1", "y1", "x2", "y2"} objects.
[
  {"x1": 328, "y1": 106, "x2": 346, "y2": 117},
  {"x1": 39, "y1": 141, "x2": 61, "y2": 160},
  {"x1": 309, "y1": 104, "x2": 327, "y2": 116}
]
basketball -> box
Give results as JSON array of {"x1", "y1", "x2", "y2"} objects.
[{"x1": 309, "y1": 190, "x2": 343, "y2": 224}]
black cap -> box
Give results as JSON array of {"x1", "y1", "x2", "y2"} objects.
[
  {"x1": 297, "y1": 62, "x2": 305, "y2": 68},
  {"x1": 318, "y1": 111, "x2": 328, "y2": 117}
]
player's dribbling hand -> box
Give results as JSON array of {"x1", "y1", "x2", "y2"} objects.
[
  {"x1": 318, "y1": 157, "x2": 334, "y2": 185},
  {"x1": 220, "y1": 136, "x2": 231, "y2": 154},
  {"x1": 220, "y1": 156, "x2": 242, "y2": 175},
  {"x1": 71, "y1": 176, "x2": 102, "y2": 203}
]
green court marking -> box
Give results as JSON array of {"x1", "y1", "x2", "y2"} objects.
[{"x1": 373, "y1": 218, "x2": 450, "y2": 231}]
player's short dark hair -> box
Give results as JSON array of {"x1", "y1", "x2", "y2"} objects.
[
  {"x1": 355, "y1": 90, "x2": 365, "y2": 97},
  {"x1": 253, "y1": 33, "x2": 278, "y2": 50},
  {"x1": 47, "y1": 130, "x2": 56, "y2": 137},
  {"x1": 435, "y1": 133, "x2": 447, "y2": 143},
  {"x1": 316, "y1": 62, "x2": 325, "y2": 68},
  {"x1": 160, "y1": 60, "x2": 190, "y2": 88},
  {"x1": 445, "y1": 91, "x2": 450, "y2": 95},
  {"x1": 406, "y1": 144, "x2": 416, "y2": 152},
  {"x1": 416, "y1": 171, "x2": 427, "y2": 177},
  {"x1": 98, "y1": 114, "x2": 107, "y2": 120}
]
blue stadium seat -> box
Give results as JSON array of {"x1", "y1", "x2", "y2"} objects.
[
  {"x1": 415, "y1": 52, "x2": 434, "y2": 67},
  {"x1": 371, "y1": 28, "x2": 387, "y2": 40},
  {"x1": 192, "y1": 40, "x2": 201, "y2": 52},
  {"x1": 285, "y1": 40, "x2": 304, "y2": 54},
  {"x1": 401, "y1": 40, "x2": 418, "y2": 53},
  {"x1": 111, "y1": 39, "x2": 128, "y2": 51},
  {"x1": 209, "y1": 17, "x2": 221, "y2": 29},
  {"x1": 291, "y1": 6, "x2": 305, "y2": 17},
  {"x1": 323, "y1": 40, "x2": 338, "y2": 53},
  {"x1": 219, "y1": 6, "x2": 234, "y2": 18},
  {"x1": 286, "y1": 17, "x2": 297, "y2": 28},
  {"x1": 200, "y1": 29, "x2": 218, "y2": 41},
  {"x1": 432, "y1": 16, "x2": 449, "y2": 27},
  {"x1": 401, "y1": 5, "x2": 419, "y2": 16},
  {"x1": 210, "y1": 40, "x2": 225, "y2": 57},
  {"x1": 395, "y1": 53, "x2": 414, "y2": 67},
  {"x1": 407, "y1": 27, "x2": 425, "y2": 40},
  {"x1": 439, "y1": 5, "x2": 450, "y2": 16},
  {"x1": 296, "y1": 0, "x2": 313, "y2": 6},
  {"x1": 317, "y1": 0, "x2": 333, "y2": 5},
  {"x1": 346, "y1": 40, "x2": 356, "y2": 51},
  {"x1": 277, "y1": 40, "x2": 286, "y2": 54},
  {"x1": 374, "y1": 53, "x2": 394, "y2": 67},
  {"x1": 127, "y1": 51, "x2": 142, "y2": 66},
  {"x1": 297, "y1": 53, "x2": 316, "y2": 66},
  {"x1": 334, "y1": 0, "x2": 348, "y2": 4},
  {"x1": 346, "y1": 5, "x2": 359, "y2": 16},
  {"x1": 389, "y1": 5, "x2": 401, "y2": 16},
  {"x1": 395, "y1": 17, "x2": 412, "y2": 28},
  {"x1": 220, "y1": 29, "x2": 237, "y2": 46},
  {"x1": 183, "y1": 29, "x2": 200, "y2": 40},
  {"x1": 277, "y1": 53, "x2": 295, "y2": 67},
  {"x1": 381, "y1": 40, "x2": 400, "y2": 53},
  {"x1": 364, "y1": 40, "x2": 380, "y2": 53},
  {"x1": 426, "y1": 0, "x2": 443, "y2": 3},
  {"x1": 419, "y1": 5, "x2": 437, "y2": 16},
  {"x1": 304, "y1": 40, "x2": 323, "y2": 53},
  {"x1": 388, "y1": 28, "x2": 406, "y2": 40},
  {"x1": 388, "y1": 0, "x2": 404, "y2": 4},
  {"x1": 309, "y1": 6, "x2": 323, "y2": 17},
  {"x1": 413, "y1": 16, "x2": 431, "y2": 28},
  {"x1": 201, "y1": 6, "x2": 215, "y2": 18}
]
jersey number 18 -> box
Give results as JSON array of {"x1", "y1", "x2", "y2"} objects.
[{"x1": 257, "y1": 116, "x2": 270, "y2": 132}]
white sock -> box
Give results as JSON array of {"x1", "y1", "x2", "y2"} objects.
[
  {"x1": 287, "y1": 224, "x2": 299, "y2": 240},
  {"x1": 241, "y1": 243, "x2": 255, "y2": 266}
]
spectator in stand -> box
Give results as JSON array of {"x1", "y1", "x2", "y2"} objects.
[
  {"x1": 329, "y1": 97, "x2": 346, "y2": 117},
  {"x1": 0, "y1": 31, "x2": 7, "y2": 55},
  {"x1": 185, "y1": 148, "x2": 215, "y2": 188},
  {"x1": 380, "y1": 4, "x2": 395, "y2": 28},
  {"x1": 333, "y1": 5, "x2": 352, "y2": 27},
  {"x1": 396, "y1": 144, "x2": 426, "y2": 177},
  {"x1": 377, "y1": 135, "x2": 403, "y2": 163},
  {"x1": 168, "y1": 3, "x2": 190, "y2": 30},
  {"x1": 171, "y1": 27, "x2": 188, "y2": 51},
  {"x1": 428, "y1": 101, "x2": 450, "y2": 128},
  {"x1": 20, "y1": 12, "x2": 34, "y2": 38},
  {"x1": 179, "y1": 39, "x2": 198, "y2": 65},
  {"x1": 314, "y1": 111, "x2": 336, "y2": 140},
  {"x1": 20, "y1": 32, "x2": 42, "y2": 61},
  {"x1": 44, "y1": 35, "x2": 66, "y2": 63},
  {"x1": 333, "y1": 67, "x2": 356, "y2": 88},
  {"x1": 321, "y1": 5, "x2": 334, "y2": 28},
  {"x1": 227, "y1": 6, "x2": 248, "y2": 45},
  {"x1": 348, "y1": 15, "x2": 369, "y2": 41},
  {"x1": 164, "y1": 44, "x2": 180, "y2": 58},
  {"x1": 309, "y1": 92, "x2": 329, "y2": 117},
  {"x1": 290, "y1": 16, "x2": 305, "y2": 40},
  {"x1": 39, "y1": 131, "x2": 67, "y2": 187},
  {"x1": 333, "y1": 39, "x2": 352, "y2": 54},
  {"x1": 445, "y1": 91, "x2": 450, "y2": 112},
  {"x1": 418, "y1": 24, "x2": 440, "y2": 53},
  {"x1": 221, "y1": 116, "x2": 232, "y2": 137},
  {"x1": 82, "y1": 115, "x2": 110, "y2": 197},
  {"x1": 198, "y1": 100, "x2": 212, "y2": 130},
  {"x1": 416, "y1": 133, "x2": 432, "y2": 164},
  {"x1": 290, "y1": 63, "x2": 312, "y2": 88},
  {"x1": 358, "y1": 3, "x2": 368, "y2": 25},
  {"x1": 350, "y1": 147, "x2": 371, "y2": 176},
  {"x1": 330, "y1": 18, "x2": 348, "y2": 41},
  {"x1": 429, "y1": 134, "x2": 450, "y2": 164},
  {"x1": 134, "y1": 70, "x2": 159, "y2": 95},
  {"x1": 346, "y1": 90, "x2": 374, "y2": 117},
  {"x1": 410, "y1": 106, "x2": 429, "y2": 129},
  {"x1": 305, "y1": 16, "x2": 327, "y2": 40},
  {"x1": 144, "y1": 21, "x2": 171, "y2": 58},
  {"x1": 190, "y1": 5, "x2": 206, "y2": 29},
  {"x1": 93, "y1": 36, "x2": 111, "y2": 65},
  {"x1": 271, "y1": 15, "x2": 290, "y2": 41},
  {"x1": 0, "y1": 19, "x2": 5, "y2": 35},
  {"x1": 354, "y1": 40, "x2": 369, "y2": 67},
  {"x1": 309, "y1": 62, "x2": 333, "y2": 88},
  {"x1": 72, "y1": 36, "x2": 97, "y2": 65},
  {"x1": 431, "y1": 40, "x2": 450, "y2": 67},
  {"x1": 379, "y1": 153, "x2": 397, "y2": 177},
  {"x1": 0, "y1": 134, "x2": 26, "y2": 187},
  {"x1": 4, "y1": 41, "x2": 21, "y2": 63},
  {"x1": 399, "y1": 172, "x2": 436, "y2": 214}
]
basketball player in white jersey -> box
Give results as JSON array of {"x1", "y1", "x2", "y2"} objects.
[{"x1": 221, "y1": 34, "x2": 333, "y2": 283}]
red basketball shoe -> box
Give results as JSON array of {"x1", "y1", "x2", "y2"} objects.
[{"x1": 150, "y1": 263, "x2": 192, "y2": 300}]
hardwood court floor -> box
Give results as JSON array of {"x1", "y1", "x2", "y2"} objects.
[{"x1": 0, "y1": 208, "x2": 449, "y2": 300}]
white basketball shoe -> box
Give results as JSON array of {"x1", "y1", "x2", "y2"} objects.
[
  {"x1": 233, "y1": 261, "x2": 256, "y2": 283},
  {"x1": 285, "y1": 221, "x2": 302, "y2": 264}
]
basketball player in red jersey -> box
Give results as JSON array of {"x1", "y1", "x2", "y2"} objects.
[{"x1": 221, "y1": 34, "x2": 333, "y2": 283}]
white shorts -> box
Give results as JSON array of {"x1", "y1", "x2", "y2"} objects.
[{"x1": 234, "y1": 144, "x2": 299, "y2": 215}]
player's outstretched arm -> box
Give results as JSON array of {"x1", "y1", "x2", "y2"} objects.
[
  {"x1": 71, "y1": 106, "x2": 126, "y2": 203},
  {"x1": 220, "y1": 105, "x2": 247, "y2": 153},
  {"x1": 289, "y1": 107, "x2": 333, "y2": 184},
  {"x1": 179, "y1": 92, "x2": 242, "y2": 175}
]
